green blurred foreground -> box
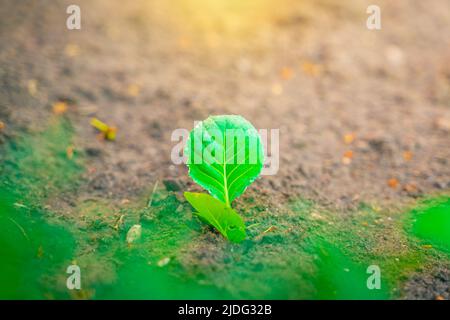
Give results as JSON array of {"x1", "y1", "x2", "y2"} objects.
[{"x1": 0, "y1": 118, "x2": 448, "y2": 299}]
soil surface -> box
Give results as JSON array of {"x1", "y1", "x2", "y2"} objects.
[{"x1": 0, "y1": 0, "x2": 449, "y2": 299}]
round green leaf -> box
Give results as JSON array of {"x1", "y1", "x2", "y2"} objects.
[{"x1": 185, "y1": 115, "x2": 264, "y2": 207}]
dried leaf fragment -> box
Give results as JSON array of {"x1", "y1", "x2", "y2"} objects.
[
  {"x1": 126, "y1": 84, "x2": 141, "y2": 97},
  {"x1": 403, "y1": 151, "x2": 413, "y2": 161},
  {"x1": 52, "y1": 101, "x2": 68, "y2": 115},
  {"x1": 344, "y1": 133, "x2": 356, "y2": 144},
  {"x1": 301, "y1": 61, "x2": 322, "y2": 77},
  {"x1": 388, "y1": 178, "x2": 399, "y2": 189},
  {"x1": 66, "y1": 145, "x2": 74, "y2": 159},
  {"x1": 90, "y1": 117, "x2": 117, "y2": 141},
  {"x1": 280, "y1": 67, "x2": 294, "y2": 80},
  {"x1": 342, "y1": 150, "x2": 353, "y2": 164}
]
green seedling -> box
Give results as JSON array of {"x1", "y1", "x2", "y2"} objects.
[
  {"x1": 184, "y1": 192, "x2": 246, "y2": 243},
  {"x1": 184, "y1": 115, "x2": 264, "y2": 242}
]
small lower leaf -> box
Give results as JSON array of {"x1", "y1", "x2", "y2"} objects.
[{"x1": 184, "y1": 192, "x2": 246, "y2": 243}]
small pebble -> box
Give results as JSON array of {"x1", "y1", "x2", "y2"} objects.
[{"x1": 157, "y1": 257, "x2": 171, "y2": 267}]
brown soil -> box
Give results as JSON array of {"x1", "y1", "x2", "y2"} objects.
[{"x1": 1, "y1": 0, "x2": 450, "y2": 209}]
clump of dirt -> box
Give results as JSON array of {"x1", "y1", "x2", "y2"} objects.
[{"x1": 403, "y1": 268, "x2": 450, "y2": 300}]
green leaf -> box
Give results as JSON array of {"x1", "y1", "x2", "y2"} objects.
[
  {"x1": 184, "y1": 115, "x2": 264, "y2": 207},
  {"x1": 184, "y1": 192, "x2": 246, "y2": 243}
]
